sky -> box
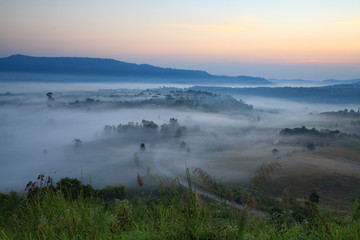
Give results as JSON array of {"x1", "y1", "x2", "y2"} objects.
[{"x1": 0, "y1": 0, "x2": 359, "y2": 80}]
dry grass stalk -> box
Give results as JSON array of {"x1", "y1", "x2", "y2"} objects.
[
  {"x1": 241, "y1": 189, "x2": 258, "y2": 209},
  {"x1": 225, "y1": 186, "x2": 234, "y2": 203},
  {"x1": 241, "y1": 189, "x2": 251, "y2": 205},
  {"x1": 251, "y1": 162, "x2": 281, "y2": 189},
  {"x1": 192, "y1": 167, "x2": 222, "y2": 194},
  {"x1": 137, "y1": 173, "x2": 144, "y2": 188},
  {"x1": 281, "y1": 187, "x2": 290, "y2": 207}
]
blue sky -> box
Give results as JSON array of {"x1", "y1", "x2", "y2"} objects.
[{"x1": 0, "y1": 0, "x2": 359, "y2": 80}]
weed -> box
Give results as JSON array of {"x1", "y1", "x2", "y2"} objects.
[{"x1": 350, "y1": 198, "x2": 360, "y2": 221}]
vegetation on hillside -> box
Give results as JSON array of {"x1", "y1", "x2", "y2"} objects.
[{"x1": 0, "y1": 169, "x2": 359, "y2": 239}]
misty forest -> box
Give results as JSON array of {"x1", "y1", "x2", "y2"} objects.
[{"x1": 1, "y1": 71, "x2": 360, "y2": 239}]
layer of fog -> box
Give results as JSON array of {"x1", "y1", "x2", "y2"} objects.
[
  {"x1": 0, "y1": 81, "x2": 191, "y2": 93},
  {"x1": 0, "y1": 87, "x2": 359, "y2": 193},
  {"x1": 0, "y1": 72, "x2": 327, "y2": 94},
  {"x1": 238, "y1": 96, "x2": 359, "y2": 114}
]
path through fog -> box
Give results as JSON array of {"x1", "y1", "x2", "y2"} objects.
[{"x1": 151, "y1": 141, "x2": 268, "y2": 217}]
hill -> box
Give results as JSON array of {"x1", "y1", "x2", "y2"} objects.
[
  {"x1": 190, "y1": 82, "x2": 360, "y2": 104},
  {"x1": 0, "y1": 54, "x2": 270, "y2": 85},
  {"x1": 269, "y1": 78, "x2": 360, "y2": 86}
]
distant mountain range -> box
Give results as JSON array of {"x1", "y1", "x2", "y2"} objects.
[
  {"x1": 190, "y1": 82, "x2": 360, "y2": 104},
  {"x1": 0, "y1": 54, "x2": 270, "y2": 85},
  {"x1": 1, "y1": 55, "x2": 358, "y2": 86},
  {"x1": 268, "y1": 78, "x2": 360, "y2": 86}
]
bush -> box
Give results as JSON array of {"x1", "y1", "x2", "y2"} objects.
[
  {"x1": 56, "y1": 177, "x2": 94, "y2": 199},
  {"x1": 97, "y1": 185, "x2": 127, "y2": 203},
  {"x1": 350, "y1": 198, "x2": 360, "y2": 221},
  {"x1": 0, "y1": 191, "x2": 22, "y2": 226},
  {"x1": 306, "y1": 143, "x2": 315, "y2": 151},
  {"x1": 272, "y1": 148, "x2": 279, "y2": 154}
]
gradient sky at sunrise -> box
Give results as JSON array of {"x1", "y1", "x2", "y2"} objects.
[{"x1": 0, "y1": 0, "x2": 359, "y2": 80}]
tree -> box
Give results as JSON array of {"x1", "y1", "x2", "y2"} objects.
[
  {"x1": 140, "y1": 143, "x2": 146, "y2": 152},
  {"x1": 73, "y1": 138, "x2": 82, "y2": 147},
  {"x1": 98, "y1": 185, "x2": 127, "y2": 202},
  {"x1": 141, "y1": 120, "x2": 158, "y2": 130},
  {"x1": 306, "y1": 143, "x2": 315, "y2": 151},
  {"x1": 180, "y1": 141, "x2": 187, "y2": 150},
  {"x1": 56, "y1": 177, "x2": 94, "y2": 199},
  {"x1": 309, "y1": 192, "x2": 319, "y2": 204},
  {"x1": 272, "y1": 148, "x2": 279, "y2": 154},
  {"x1": 169, "y1": 118, "x2": 179, "y2": 128},
  {"x1": 46, "y1": 92, "x2": 54, "y2": 101}
]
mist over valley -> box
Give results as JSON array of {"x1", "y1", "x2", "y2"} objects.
[
  {"x1": 1, "y1": 76, "x2": 359, "y2": 210},
  {"x1": 2, "y1": 1, "x2": 360, "y2": 237}
]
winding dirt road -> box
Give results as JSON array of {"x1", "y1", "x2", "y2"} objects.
[{"x1": 151, "y1": 144, "x2": 269, "y2": 217}]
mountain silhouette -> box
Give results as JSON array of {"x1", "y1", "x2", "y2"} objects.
[{"x1": 0, "y1": 54, "x2": 270, "y2": 85}]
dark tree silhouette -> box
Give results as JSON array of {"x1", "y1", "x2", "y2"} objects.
[
  {"x1": 306, "y1": 143, "x2": 315, "y2": 151},
  {"x1": 309, "y1": 192, "x2": 319, "y2": 204},
  {"x1": 140, "y1": 143, "x2": 146, "y2": 152},
  {"x1": 73, "y1": 138, "x2": 82, "y2": 147},
  {"x1": 180, "y1": 141, "x2": 187, "y2": 150},
  {"x1": 272, "y1": 148, "x2": 279, "y2": 154},
  {"x1": 46, "y1": 92, "x2": 54, "y2": 101}
]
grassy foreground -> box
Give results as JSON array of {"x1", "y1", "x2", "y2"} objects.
[{"x1": 0, "y1": 170, "x2": 359, "y2": 239}]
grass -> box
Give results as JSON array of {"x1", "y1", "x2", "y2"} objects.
[{"x1": 0, "y1": 170, "x2": 359, "y2": 239}]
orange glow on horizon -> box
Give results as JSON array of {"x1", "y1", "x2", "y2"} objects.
[{"x1": 293, "y1": 60, "x2": 360, "y2": 64}]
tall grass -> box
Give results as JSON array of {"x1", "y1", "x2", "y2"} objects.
[{"x1": 0, "y1": 170, "x2": 359, "y2": 239}]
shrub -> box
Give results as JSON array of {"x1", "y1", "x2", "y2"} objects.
[
  {"x1": 350, "y1": 198, "x2": 360, "y2": 221},
  {"x1": 56, "y1": 177, "x2": 94, "y2": 199},
  {"x1": 98, "y1": 185, "x2": 127, "y2": 203},
  {"x1": 306, "y1": 143, "x2": 315, "y2": 151},
  {"x1": 272, "y1": 148, "x2": 279, "y2": 154}
]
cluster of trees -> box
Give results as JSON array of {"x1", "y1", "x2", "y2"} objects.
[
  {"x1": 104, "y1": 118, "x2": 187, "y2": 138},
  {"x1": 280, "y1": 126, "x2": 340, "y2": 138},
  {"x1": 69, "y1": 98, "x2": 101, "y2": 105},
  {"x1": 152, "y1": 89, "x2": 253, "y2": 112},
  {"x1": 321, "y1": 108, "x2": 360, "y2": 117},
  {"x1": 351, "y1": 120, "x2": 360, "y2": 126},
  {"x1": 104, "y1": 120, "x2": 158, "y2": 135},
  {"x1": 24, "y1": 174, "x2": 127, "y2": 201},
  {"x1": 160, "y1": 118, "x2": 187, "y2": 138},
  {"x1": 65, "y1": 89, "x2": 253, "y2": 113},
  {"x1": 280, "y1": 126, "x2": 360, "y2": 140}
]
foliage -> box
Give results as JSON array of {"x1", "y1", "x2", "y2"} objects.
[
  {"x1": 0, "y1": 172, "x2": 359, "y2": 239},
  {"x1": 321, "y1": 108, "x2": 360, "y2": 117},
  {"x1": 0, "y1": 191, "x2": 22, "y2": 227},
  {"x1": 56, "y1": 177, "x2": 94, "y2": 199},
  {"x1": 272, "y1": 148, "x2": 279, "y2": 154},
  {"x1": 280, "y1": 126, "x2": 340, "y2": 138},
  {"x1": 350, "y1": 198, "x2": 360, "y2": 221},
  {"x1": 306, "y1": 142, "x2": 316, "y2": 151},
  {"x1": 139, "y1": 143, "x2": 146, "y2": 152},
  {"x1": 97, "y1": 185, "x2": 127, "y2": 203},
  {"x1": 72, "y1": 138, "x2": 82, "y2": 147},
  {"x1": 103, "y1": 118, "x2": 187, "y2": 139}
]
